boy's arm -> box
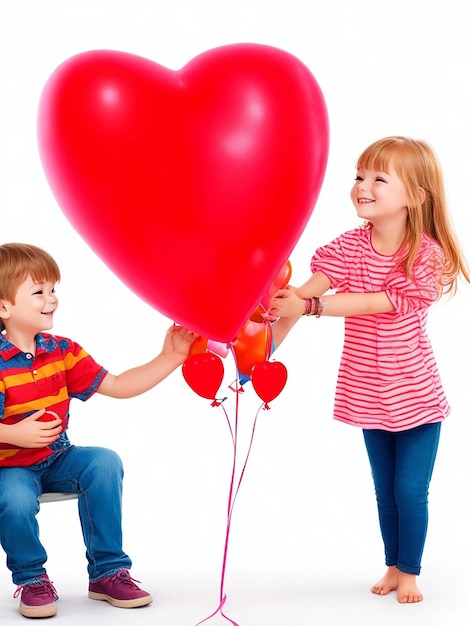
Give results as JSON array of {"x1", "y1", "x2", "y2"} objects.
[
  {"x1": 97, "y1": 324, "x2": 195, "y2": 399},
  {"x1": 0, "y1": 409, "x2": 62, "y2": 447}
]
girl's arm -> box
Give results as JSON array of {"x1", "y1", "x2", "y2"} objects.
[
  {"x1": 317, "y1": 291, "x2": 394, "y2": 316},
  {"x1": 294, "y1": 271, "x2": 332, "y2": 299},
  {"x1": 270, "y1": 271, "x2": 394, "y2": 347},
  {"x1": 270, "y1": 271, "x2": 331, "y2": 347},
  {"x1": 97, "y1": 324, "x2": 195, "y2": 399},
  {"x1": 270, "y1": 289, "x2": 394, "y2": 319}
]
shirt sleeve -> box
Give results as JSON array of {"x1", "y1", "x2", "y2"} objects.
[
  {"x1": 60, "y1": 338, "x2": 108, "y2": 401},
  {"x1": 384, "y1": 243, "x2": 445, "y2": 315},
  {"x1": 0, "y1": 383, "x2": 4, "y2": 420},
  {"x1": 310, "y1": 230, "x2": 356, "y2": 290}
]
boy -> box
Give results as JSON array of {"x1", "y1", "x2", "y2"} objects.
[{"x1": 0, "y1": 242, "x2": 194, "y2": 618}]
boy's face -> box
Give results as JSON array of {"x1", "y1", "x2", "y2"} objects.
[{"x1": 1, "y1": 275, "x2": 58, "y2": 336}]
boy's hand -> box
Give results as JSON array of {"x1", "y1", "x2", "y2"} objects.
[
  {"x1": 162, "y1": 324, "x2": 196, "y2": 360},
  {"x1": 4, "y1": 409, "x2": 62, "y2": 448}
]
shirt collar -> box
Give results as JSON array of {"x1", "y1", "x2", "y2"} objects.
[{"x1": 0, "y1": 333, "x2": 53, "y2": 361}]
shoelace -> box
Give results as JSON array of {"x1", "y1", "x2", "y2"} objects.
[
  {"x1": 13, "y1": 578, "x2": 58, "y2": 600},
  {"x1": 109, "y1": 571, "x2": 142, "y2": 589}
]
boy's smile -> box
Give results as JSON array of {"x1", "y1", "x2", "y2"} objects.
[{"x1": 0, "y1": 275, "x2": 58, "y2": 346}]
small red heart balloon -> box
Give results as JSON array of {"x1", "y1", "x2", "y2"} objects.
[
  {"x1": 37, "y1": 44, "x2": 328, "y2": 341},
  {"x1": 251, "y1": 361, "x2": 288, "y2": 405},
  {"x1": 182, "y1": 352, "x2": 224, "y2": 400}
]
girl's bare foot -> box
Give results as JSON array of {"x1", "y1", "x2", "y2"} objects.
[
  {"x1": 397, "y1": 572, "x2": 423, "y2": 603},
  {"x1": 371, "y1": 566, "x2": 399, "y2": 595}
]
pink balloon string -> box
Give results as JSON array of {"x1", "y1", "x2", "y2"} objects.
[
  {"x1": 211, "y1": 396, "x2": 227, "y2": 407},
  {"x1": 195, "y1": 359, "x2": 264, "y2": 626},
  {"x1": 194, "y1": 593, "x2": 236, "y2": 626},
  {"x1": 228, "y1": 382, "x2": 245, "y2": 393}
]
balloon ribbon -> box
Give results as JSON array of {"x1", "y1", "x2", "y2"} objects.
[{"x1": 194, "y1": 372, "x2": 264, "y2": 625}]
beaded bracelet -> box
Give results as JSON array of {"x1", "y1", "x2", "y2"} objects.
[
  {"x1": 303, "y1": 298, "x2": 313, "y2": 315},
  {"x1": 303, "y1": 296, "x2": 327, "y2": 318}
]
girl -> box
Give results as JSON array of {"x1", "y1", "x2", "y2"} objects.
[{"x1": 269, "y1": 136, "x2": 470, "y2": 603}]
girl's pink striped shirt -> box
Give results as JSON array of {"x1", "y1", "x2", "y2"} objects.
[{"x1": 310, "y1": 223, "x2": 450, "y2": 432}]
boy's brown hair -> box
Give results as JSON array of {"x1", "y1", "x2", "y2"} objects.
[{"x1": 0, "y1": 243, "x2": 61, "y2": 331}]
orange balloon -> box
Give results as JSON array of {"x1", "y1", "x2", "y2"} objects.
[
  {"x1": 250, "y1": 259, "x2": 292, "y2": 322},
  {"x1": 261, "y1": 259, "x2": 292, "y2": 310},
  {"x1": 189, "y1": 335, "x2": 208, "y2": 355},
  {"x1": 276, "y1": 259, "x2": 292, "y2": 288},
  {"x1": 232, "y1": 320, "x2": 272, "y2": 376},
  {"x1": 249, "y1": 303, "x2": 268, "y2": 323}
]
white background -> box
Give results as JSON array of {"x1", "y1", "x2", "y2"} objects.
[{"x1": 1, "y1": 1, "x2": 469, "y2": 625}]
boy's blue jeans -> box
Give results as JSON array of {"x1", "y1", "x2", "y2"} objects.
[
  {"x1": 0, "y1": 445, "x2": 132, "y2": 585},
  {"x1": 363, "y1": 422, "x2": 441, "y2": 576}
]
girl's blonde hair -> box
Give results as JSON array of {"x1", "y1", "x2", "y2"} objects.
[
  {"x1": 0, "y1": 243, "x2": 61, "y2": 304},
  {"x1": 357, "y1": 136, "x2": 470, "y2": 295}
]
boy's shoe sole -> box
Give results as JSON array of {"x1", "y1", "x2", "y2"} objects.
[
  {"x1": 15, "y1": 575, "x2": 59, "y2": 618},
  {"x1": 88, "y1": 590, "x2": 153, "y2": 608},
  {"x1": 19, "y1": 600, "x2": 58, "y2": 618}
]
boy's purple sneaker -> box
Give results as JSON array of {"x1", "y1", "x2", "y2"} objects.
[
  {"x1": 88, "y1": 569, "x2": 153, "y2": 608},
  {"x1": 14, "y1": 575, "x2": 59, "y2": 618}
]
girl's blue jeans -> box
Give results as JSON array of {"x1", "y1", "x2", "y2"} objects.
[
  {"x1": 0, "y1": 445, "x2": 132, "y2": 585},
  {"x1": 362, "y1": 422, "x2": 441, "y2": 575}
]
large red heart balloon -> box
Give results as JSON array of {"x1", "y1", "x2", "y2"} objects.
[{"x1": 37, "y1": 44, "x2": 329, "y2": 341}]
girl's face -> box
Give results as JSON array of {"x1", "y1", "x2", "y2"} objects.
[
  {"x1": 1, "y1": 275, "x2": 58, "y2": 336},
  {"x1": 350, "y1": 165, "x2": 409, "y2": 226}
]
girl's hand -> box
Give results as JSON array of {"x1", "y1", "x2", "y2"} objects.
[
  {"x1": 269, "y1": 287, "x2": 306, "y2": 318},
  {"x1": 2, "y1": 409, "x2": 62, "y2": 448}
]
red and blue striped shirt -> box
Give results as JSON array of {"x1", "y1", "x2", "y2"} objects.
[{"x1": 0, "y1": 333, "x2": 107, "y2": 466}]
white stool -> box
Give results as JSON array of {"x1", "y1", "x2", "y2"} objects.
[{"x1": 38, "y1": 492, "x2": 78, "y2": 504}]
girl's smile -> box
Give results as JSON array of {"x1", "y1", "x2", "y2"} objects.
[{"x1": 351, "y1": 166, "x2": 409, "y2": 229}]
